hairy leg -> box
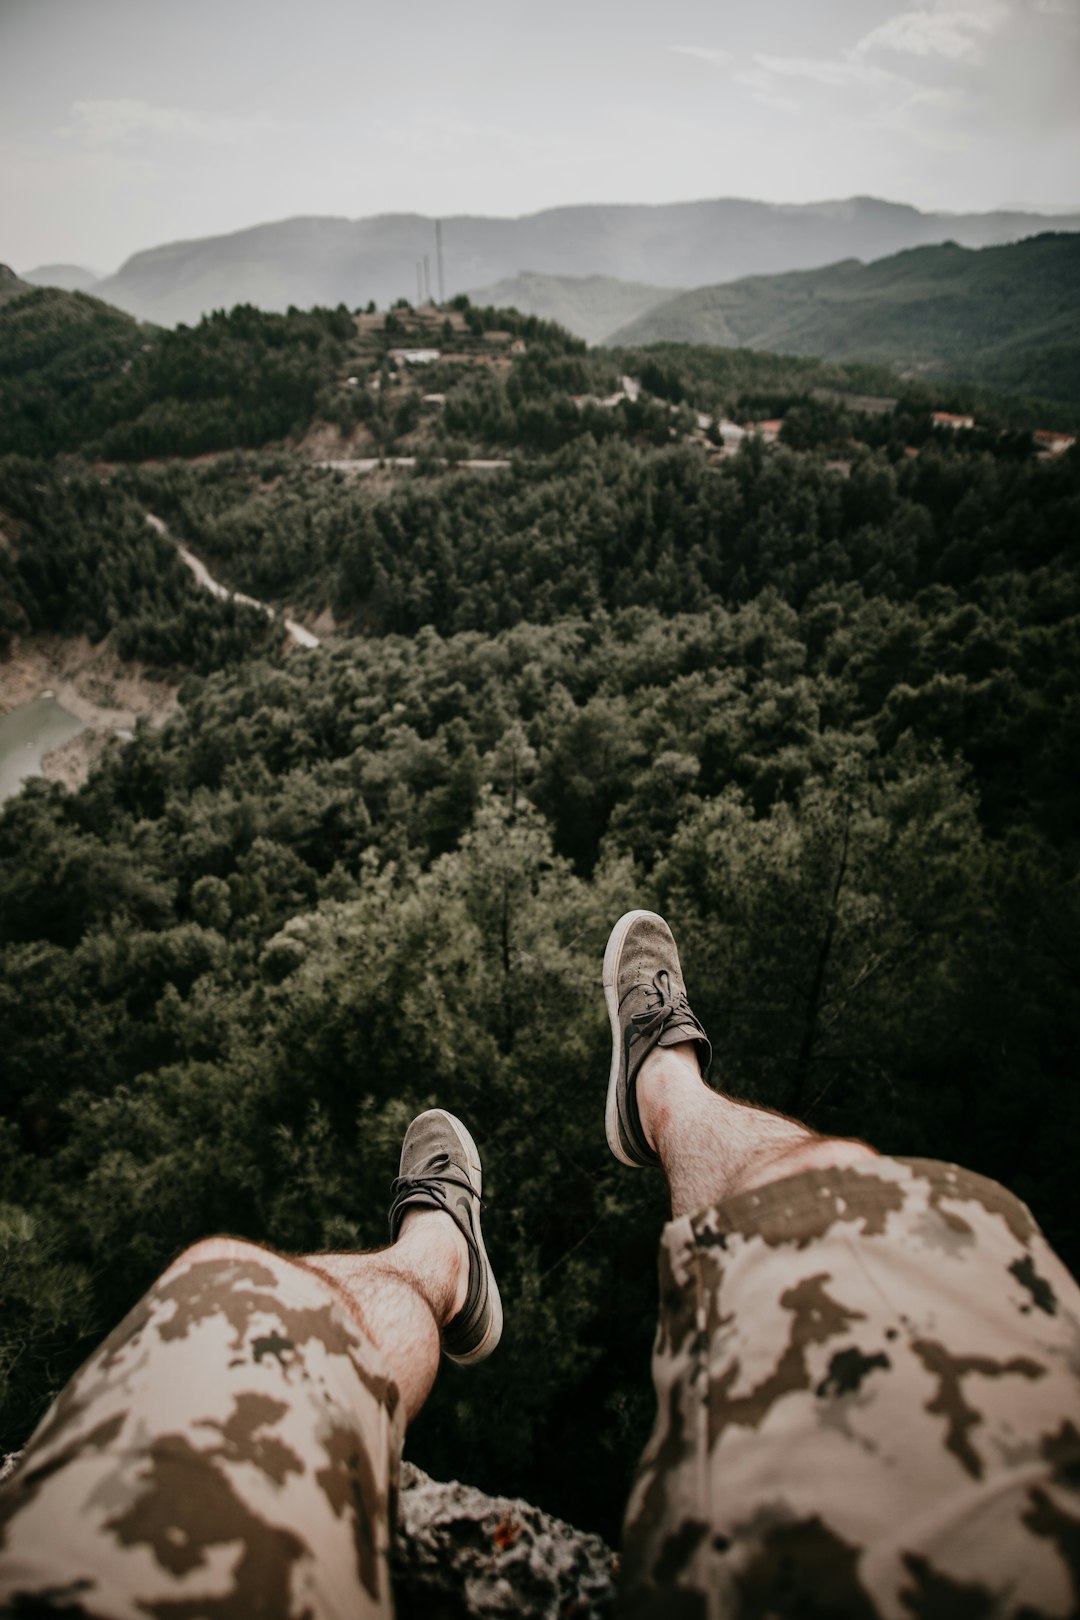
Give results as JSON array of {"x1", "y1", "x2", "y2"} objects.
[
  {"x1": 637, "y1": 1043, "x2": 876, "y2": 1219},
  {"x1": 180, "y1": 1208, "x2": 468, "y2": 1423}
]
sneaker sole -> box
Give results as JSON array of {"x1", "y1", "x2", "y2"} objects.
[
  {"x1": 428, "y1": 1108, "x2": 504, "y2": 1365},
  {"x1": 602, "y1": 909, "x2": 660, "y2": 1167}
]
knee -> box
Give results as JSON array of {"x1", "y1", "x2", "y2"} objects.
[{"x1": 167, "y1": 1235, "x2": 272, "y2": 1273}]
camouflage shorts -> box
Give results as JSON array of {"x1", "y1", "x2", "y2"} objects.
[
  {"x1": 621, "y1": 1155, "x2": 1080, "y2": 1620},
  {"x1": 0, "y1": 1241, "x2": 404, "y2": 1619}
]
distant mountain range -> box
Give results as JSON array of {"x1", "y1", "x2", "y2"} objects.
[
  {"x1": 22, "y1": 264, "x2": 103, "y2": 293},
  {"x1": 465, "y1": 272, "x2": 669, "y2": 345},
  {"x1": 19, "y1": 195, "x2": 1080, "y2": 329},
  {"x1": 606, "y1": 234, "x2": 1080, "y2": 404}
]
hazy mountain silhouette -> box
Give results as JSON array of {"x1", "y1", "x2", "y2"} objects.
[
  {"x1": 23, "y1": 265, "x2": 102, "y2": 293},
  {"x1": 76, "y1": 196, "x2": 1079, "y2": 327},
  {"x1": 464, "y1": 271, "x2": 669, "y2": 345}
]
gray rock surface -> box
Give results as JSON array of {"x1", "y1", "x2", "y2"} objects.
[{"x1": 394, "y1": 1461, "x2": 617, "y2": 1620}]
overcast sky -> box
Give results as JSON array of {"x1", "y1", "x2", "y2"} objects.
[{"x1": 3, "y1": 0, "x2": 1078, "y2": 274}]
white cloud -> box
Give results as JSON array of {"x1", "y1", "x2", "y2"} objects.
[
  {"x1": 837, "y1": 84, "x2": 973, "y2": 151},
  {"x1": 754, "y1": 53, "x2": 904, "y2": 89},
  {"x1": 668, "y1": 44, "x2": 803, "y2": 112},
  {"x1": 66, "y1": 100, "x2": 288, "y2": 149},
  {"x1": 734, "y1": 67, "x2": 802, "y2": 115},
  {"x1": 854, "y1": 7, "x2": 1006, "y2": 64},
  {"x1": 663, "y1": 0, "x2": 1077, "y2": 161},
  {"x1": 668, "y1": 45, "x2": 733, "y2": 69}
]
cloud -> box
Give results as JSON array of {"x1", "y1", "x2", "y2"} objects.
[
  {"x1": 666, "y1": 2, "x2": 1077, "y2": 154},
  {"x1": 734, "y1": 67, "x2": 802, "y2": 115},
  {"x1": 668, "y1": 43, "x2": 803, "y2": 112},
  {"x1": 835, "y1": 83, "x2": 974, "y2": 152},
  {"x1": 854, "y1": 6, "x2": 1006, "y2": 64},
  {"x1": 667, "y1": 42, "x2": 909, "y2": 106},
  {"x1": 668, "y1": 45, "x2": 733, "y2": 69},
  {"x1": 755, "y1": 53, "x2": 903, "y2": 90},
  {"x1": 65, "y1": 100, "x2": 288, "y2": 149}
]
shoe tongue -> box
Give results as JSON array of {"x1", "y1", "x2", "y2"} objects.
[{"x1": 657, "y1": 1012, "x2": 698, "y2": 1043}]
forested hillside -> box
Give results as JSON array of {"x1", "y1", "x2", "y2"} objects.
[
  {"x1": 2, "y1": 369, "x2": 1078, "y2": 1544},
  {"x1": 3, "y1": 282, "x2": 1075, "y2": 477},
  {"x1": 0, "y1": 457, "x2": 274, "y2": 666},
  {"x1": 0, "y1": 291, "x2": 355, "y2": 459},
  {"x1": 609, "y1": 233, "x2": 1080, "y2": 405}
]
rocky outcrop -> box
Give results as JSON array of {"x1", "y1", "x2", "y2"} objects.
[{"x1": 394, "y1": 1462, "x2": 617, "y2": 1620}]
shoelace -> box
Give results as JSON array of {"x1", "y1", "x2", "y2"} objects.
[
  {"x1": 390, "y1": 1171, "x2": 481, "y2": 1205},
  {"x1": 390, "y1": 1156, "x2": 485, "y2": 1323},
  {"x1": 390, "y1": 1151, "x2": 485, "y2": 1211},
  {"x1": 630, "y1": 968, "x2": 690, "y2": 1037}
]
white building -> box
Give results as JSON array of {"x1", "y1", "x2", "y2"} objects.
[{"x1": 388, "y1": 348, "x2": 441, "y2": 366}]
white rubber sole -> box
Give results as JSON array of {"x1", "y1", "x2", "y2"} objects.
[
  {"x1": 602, "y1": 909, "x2": 661, "y2": 1167},
  {"x1": 426, "y1": 1108, "x2": 504, "y2": 1365}
]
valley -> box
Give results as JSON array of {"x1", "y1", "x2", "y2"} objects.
[{"x1": 1, "y1": 240, "x2": 1078, "y2": 1544}]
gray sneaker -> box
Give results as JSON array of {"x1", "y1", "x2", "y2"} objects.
[
  {"x1": 388, "y1": 1108, "x2": 503, "y2": 1365},
  {"x1": 603, "y1": 909, "x2": 712, "y2": 1168}
]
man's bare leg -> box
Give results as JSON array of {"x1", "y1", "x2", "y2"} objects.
[
  {"x1": 302, "y1": 1209, "x2": 468, "y2": 1420},
  {"x1": 610, "y1": 913, "x2": 1080, "y2": 1619},
  {"x1": 0, "y1": 1109, "x2": 499, "y2": 1619},
  {"x1": 604, "y1": 908, "x2": 877, "y2": 1206},
  {"x1": 181, "y1": 1207, "x2": 469, "y2": 1424},
  {"x1": 174, "y1": 1108, "x2": 501, "y2": 1425},
  {"x1": 636, "y1": 1043, "x2": 876, "y2": 1219}
]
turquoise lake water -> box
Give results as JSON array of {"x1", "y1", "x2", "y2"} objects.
[{"x1": 0, "y1": 697, "x2": 85, "y2": 804}]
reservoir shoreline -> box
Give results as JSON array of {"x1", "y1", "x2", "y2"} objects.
[{"x1": 0, "y1": 633, "x2": 180, "y2": 796}]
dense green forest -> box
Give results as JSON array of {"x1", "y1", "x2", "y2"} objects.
[
  {"x1": 1, "y1": 293, "x2": 1079, "y2": 1543},
  {"x1": 5, "y1": 283, "x2": 1074, "y2": 469},
  {"x1": 0, "y1": 457, "x2": 273, "y2": 666},
  {"x1": 0, "y1": 291, "x2": 354, "y2": 460}
]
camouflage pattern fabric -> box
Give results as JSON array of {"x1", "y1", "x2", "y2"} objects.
[
  {"x1": 621, "y1": 1155, "x2": 1080, "y2": 1619},
  {"x1": 0, "y1": 1241, "x2": 404, "y2": 1618}
]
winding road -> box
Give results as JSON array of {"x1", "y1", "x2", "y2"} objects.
[
  {"x1": 316, "y1": 457, "x2": 510, "y2": 477},
  {"x1": 145, "y1": 514, "x2": 320, "y2": 649}
]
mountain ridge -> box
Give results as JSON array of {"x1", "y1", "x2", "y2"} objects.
[
  {"x1": 38, "y1": 195, "x2": 1079, "y2": 329},
  {"x1": 23, "y1": 264, "x2": 101, "y2": 293},
  {"x1": 606, "y1": 233, "x2": 1080, "y2": 404}
]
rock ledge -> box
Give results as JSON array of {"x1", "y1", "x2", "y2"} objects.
[{"x1": 395, "y1": 1461, "x2": 617, "y2": 1619}]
